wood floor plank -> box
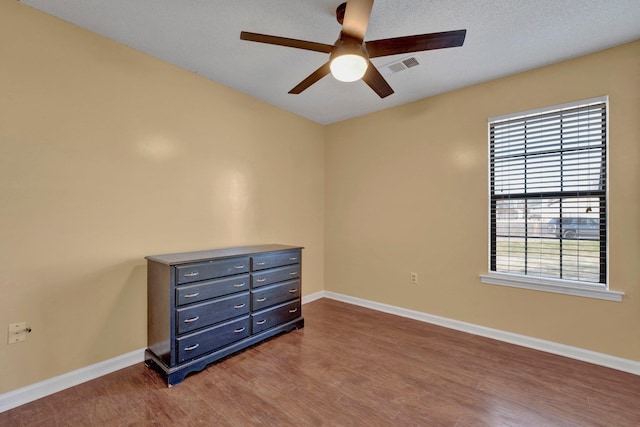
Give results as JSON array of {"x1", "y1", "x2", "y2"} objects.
[{"x1": 3, "y1": 298, "x2": 640, "y2": 426}]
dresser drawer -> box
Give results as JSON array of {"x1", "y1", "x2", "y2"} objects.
[
  {"x1": 251, "y1": 250, "x2": 301, "y2": 271},
  {"x1": 251, "y1": 300, "x2": 301, "y2": 334},
  {"x1": 176, "y1": 292, "x2": 250, "y2": 334},
  {"x1": 251, "y1": 264, "x2": 300, "y2": 288},
  {"x1": 176, "y1": 316, "x2": 250, "y2": 363},
  {"x1": 251, "y1": 279, "x2": 301, "y2": 311},
  {"x1": 176, "y1": 274, "x2": 249, "y2": 306},
  {"x1": 176, "y1": 257, "x2": 250, "y2": 284}
]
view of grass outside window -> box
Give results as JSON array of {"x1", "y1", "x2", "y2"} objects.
[{"x1": 489, "y1": 99, "x2": 607, "y2": 285}]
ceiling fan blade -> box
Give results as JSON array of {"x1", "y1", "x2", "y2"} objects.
[
  {"x1": 366, "y1": 29, "x2": 467, "y2": 58},
  {"x1": 361, "y1": 61, "x2": 394, "y2": 98},
  {"x1": 289, "y1": 62, "x2": 332, "y2": 94},
  {"x1": 240, "y1": 31, "x2": 333, "y2": 54},
  {"x1": 341, "y1": 0, "x2": 374, "y2": 42}
]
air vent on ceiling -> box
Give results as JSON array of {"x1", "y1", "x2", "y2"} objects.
[
  {"x1": 400, "y1": 57, "x2": 420, "y2": 68},
  {"x1": 381, "y1": 57, "x2": 420, "y2": 76}
]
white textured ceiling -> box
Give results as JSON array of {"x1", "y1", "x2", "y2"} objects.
[{"x1": 20, "y1": 0, "x2": 640, "y2": 124}]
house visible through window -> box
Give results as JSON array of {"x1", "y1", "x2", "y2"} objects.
[{"x1": 481, "y1": 97, "x2": 621, "y2": 300}]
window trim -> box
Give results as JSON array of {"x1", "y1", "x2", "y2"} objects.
[
  {"x1": 481, "y1": 96, "x2": 624, "y2": 302},
  {"x1": 480, "y1": 272, "x2": 623, "y2": 302}
]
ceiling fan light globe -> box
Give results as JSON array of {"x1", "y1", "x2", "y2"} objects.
[{"x1": 330, "y1": 54, "x2": 368, "y2": 82}]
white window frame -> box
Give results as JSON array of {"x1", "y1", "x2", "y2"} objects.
[{"x1": 479, "y1": 96, "x2": 623, "y2": 302}]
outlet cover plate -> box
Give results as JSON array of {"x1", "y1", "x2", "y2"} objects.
[{"x1": 8, "y1": 322, "x2": 27, "y2": 344}]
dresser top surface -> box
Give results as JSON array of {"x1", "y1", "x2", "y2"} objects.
[{"x1": 146, "y1": 244, "x2": 303, "y2": 265}]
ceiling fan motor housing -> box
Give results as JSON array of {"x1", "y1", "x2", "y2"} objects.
[
  {"x1": 336, "y1": 2, "x2": 347, "y2": 25},
  {"x1": 331, "y1": 34, "x2": 369, "y2": 60}
]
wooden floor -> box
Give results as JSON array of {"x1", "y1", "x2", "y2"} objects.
[{"x1": 2, "y1": 298, "x2": 640, "y2": 426}]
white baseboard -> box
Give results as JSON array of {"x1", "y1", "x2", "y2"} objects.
[
  {"x1": 323, "y1": 291, "x2": 640, "y2": 376},
  {"x1": 4, "y1": 292, "x2": 638, "y2": 413},
  {"x1": 302, "y1": 290, "x2": 325, "y2": 305},
  {"x1": 0, "y1": 348, "x2": 145, "y2": 413}
]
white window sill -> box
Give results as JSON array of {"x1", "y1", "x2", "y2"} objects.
[{"x1": 480, "y1": 272, "x2": 624, "y2": 302}]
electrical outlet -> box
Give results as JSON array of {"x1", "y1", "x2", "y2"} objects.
[
  {"x1": 8, "y1": 322, "x2": 28, "y2": 345},
  {"x1": 9, "y1": 322, "x2": 26, "y2": 334},
  {"x1": 410, "y1": 272, "x2": 418, "y2": 284}
]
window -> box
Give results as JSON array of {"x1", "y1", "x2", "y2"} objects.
[{"x1": 481, "y1": 97, "x2": 623, "y2": 301}]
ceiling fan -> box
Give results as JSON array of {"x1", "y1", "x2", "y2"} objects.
[{"x1": 240, "y1": 0, "x2": 466, "y2": 98}]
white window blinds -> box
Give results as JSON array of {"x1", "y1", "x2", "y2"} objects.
[{"x1": 489, "y1": 99, "x2": 607, "y2": 285}]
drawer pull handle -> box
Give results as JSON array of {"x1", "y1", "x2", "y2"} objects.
[
  {"x1": 234, "y1": 303, "x2": 246, "y2": 309},
  {"x1": 184, "y1": 292, "x2": 200, "y2": 298},
  {"x1": 288, "y1": 289, "x2": 298, "y2": 293},
  {"x1": 289, "y1": 308, "x2": 298, "y2": 313},
  {"x1": 184, "y1": 344, "x2": 199, "y2": 351},
  {"x1": 256, "y1": 297, "x2": 267, "y2": 302},
  {"x1": 184, "y1": 316, "x2": 200, "y2": 323},
  {"x1": 233, "y1": 327, "x2": 246, "y2": 333},
  {"x1": 233, "y1": 265, "x2": 246, "y2": 269},
  {"x1": 289, "y1": 272, "x2": 298, "y2": 276},
  {"x1": 256, "y1": 262, "x2": 266, "y2": 266},
  {"x1": 234, "y1": 283, "x2": 246, "y2": 288},
  {"x1": 256, "y1": 278, "x2": 267, "y2": 283},
  {"x1": 184, "y1": 272, "x2": 199, "y2": 277},
  {"x1": 289, "y1": 257, "x2": 298, "y2": 261},
  {"x1": 256, "y1": 320, "x2": 267, "y2": 325}
]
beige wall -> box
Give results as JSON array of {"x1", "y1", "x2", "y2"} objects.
[
  {"x1": 0, "y1": 2, "x2": 324, "y2": 393},
  {"x1": 325, "y1": 40, "x2": 640, "y2": 361}
]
